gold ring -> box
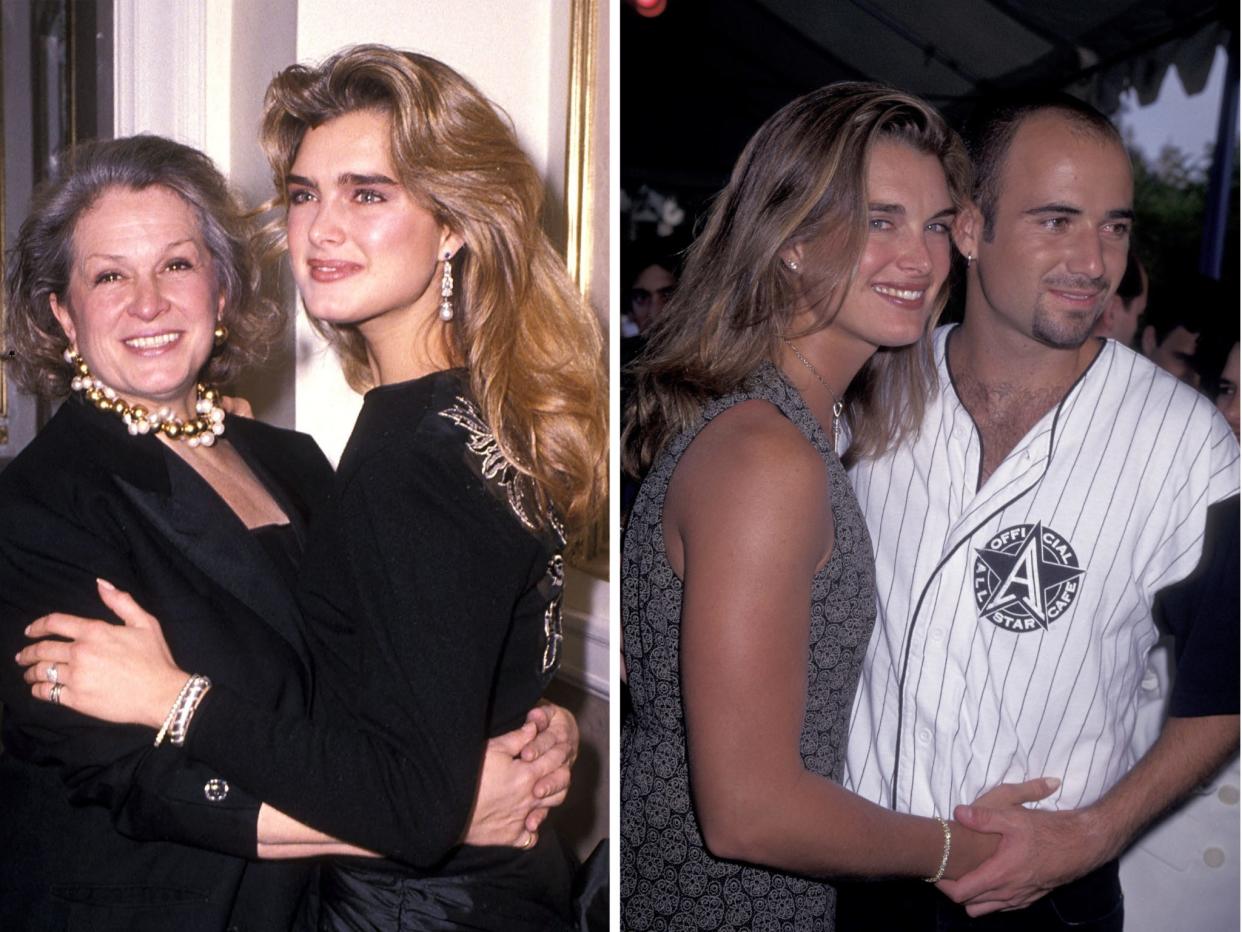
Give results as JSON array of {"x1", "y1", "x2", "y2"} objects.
[{"x1": 520, "y1": 833, "x2": 534, "y2": 850}]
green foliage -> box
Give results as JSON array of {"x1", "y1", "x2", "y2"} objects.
[{"x1": 1130, "y1": 140, "x2": 1240, "y2": 290}]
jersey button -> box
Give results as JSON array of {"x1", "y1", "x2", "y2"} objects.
[{"x1": 917, "y1": 728, "x2": 932, "y2": 744}]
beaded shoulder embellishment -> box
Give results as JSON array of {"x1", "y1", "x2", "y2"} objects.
[
  {"x1": 542, "y1": 554, "x2": 565, "y2": 674},
  {"x1": 439, "y1": 396, "x2": 537, "y2": 531},
  {"x1": 440, "y1": 395, "x2": 567, "y2": 677}
]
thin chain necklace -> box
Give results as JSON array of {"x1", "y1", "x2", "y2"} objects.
[{"x1": 782, "y1": 338, "x2": 844, "y2": 450}]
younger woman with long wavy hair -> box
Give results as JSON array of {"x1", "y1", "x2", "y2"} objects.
[
  {"x1": 19, "y1": 45, "x2": 606, "y2": 931},
  {"x1": 621, "y1": 83, "x2": 1054, "y2": 930}
]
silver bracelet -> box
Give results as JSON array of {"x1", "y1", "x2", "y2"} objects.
[
  {"x1": 924, "y1": 816, "x2": 952, "y2": 883},
  {"x1": 153, "y1": 675, "x2": 197, "y2": 747},
  {"x1": 168, "y1": 675, "x2": 212, "y2": 746}
]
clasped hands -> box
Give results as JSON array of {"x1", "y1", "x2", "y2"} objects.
[{"x1": 937, "y1": 778, "x2": 1105, "y2": 916}]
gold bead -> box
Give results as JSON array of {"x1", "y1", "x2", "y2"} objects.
[{"x1": 68, "y1": 355, "x2": 225, "y2": 445}]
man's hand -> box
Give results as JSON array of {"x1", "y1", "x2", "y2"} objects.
[
  {"x1": 940, "y1": 715, "x2": 1239, "y2": 915},
  {"x1": 937, "y1": 802, "x2": 1102, "y2": 915}
]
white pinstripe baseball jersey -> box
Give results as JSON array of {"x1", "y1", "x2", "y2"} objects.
[{"x1": 843, "y1": 325, "x2": 1240, "y2": 817}]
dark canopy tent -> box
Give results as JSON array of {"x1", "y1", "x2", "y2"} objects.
[{"x1": 623, "y1": 0, "x2": 1237, "y2": 276}]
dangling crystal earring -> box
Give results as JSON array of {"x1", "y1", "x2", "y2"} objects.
[{"x1": 439, "y1": 252, "x2": 454, "y2": 322}]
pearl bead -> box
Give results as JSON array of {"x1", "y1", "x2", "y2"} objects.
[{"x1": 62, "y1": 348, "x2": 226, "y2": 446}]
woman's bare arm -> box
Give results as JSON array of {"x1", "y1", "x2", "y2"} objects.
[
  {"x1": 257, "y1": 805, "x2": 380, "y2": 857},
  {"x1": 670, "y1": 403, "x2": 1043, "y2": 880}
]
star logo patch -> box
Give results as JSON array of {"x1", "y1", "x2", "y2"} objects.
[{"x1": 973, "y1": 522, "x2": 1084, "y2": 633}]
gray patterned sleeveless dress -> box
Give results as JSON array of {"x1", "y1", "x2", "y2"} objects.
[{"x1": 621, "y1": 362, "x2": 877, "y2": 932}]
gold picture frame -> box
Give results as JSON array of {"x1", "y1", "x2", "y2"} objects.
[
  {"x1": 564, "y1": 0, "x2": 607, "y2": 564},
  {"x1": 564, "y1": 0, "x2": 598, "y2": 298}
]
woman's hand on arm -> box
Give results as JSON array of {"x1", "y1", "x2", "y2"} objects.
[
  {"x1": 16, "y1": 579, "x2": 188, "y2": 729},
  {"x1": 220, "y1": 394, "x2": 253, "y2": 418},
  {"x1": 510, "y1": 701, "x2": 579, "y2": 829},
  {"x1": 465, "y1": 713, "x2": 579, "y2": 848},
  {"x1": 0, "y1": 503, "x2": 275, "y2": 857},
  {"x1": 518, "y1": 701, "x2": 579, "y2": 768}
]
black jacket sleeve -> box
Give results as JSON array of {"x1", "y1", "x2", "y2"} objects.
[
  {"x1": 187, "y1": 435, "x2": 541, "y2": 865},
  {"x1": 0, "y1": 495, "x2": 262, "y2": 858}
]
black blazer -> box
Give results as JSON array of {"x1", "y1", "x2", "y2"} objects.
[{"x1": 0, "y1": 398, "x2": 334, "y2": 932}]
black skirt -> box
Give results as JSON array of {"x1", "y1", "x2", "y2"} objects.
[{"x1": 310, "y1": 833, "x2": 575, "y2": 932}]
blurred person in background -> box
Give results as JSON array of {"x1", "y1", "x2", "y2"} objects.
[
  {"x1": 1091, "y1": 251, "x2": 1146, "y2": 346},
  {"x1": 1139, "y1": 276, "x2": 1214, "y2": 387}
]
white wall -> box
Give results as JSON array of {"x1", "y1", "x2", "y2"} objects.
[{"x1": 113, "y1": 0, "x2": 298, "y2": 427}]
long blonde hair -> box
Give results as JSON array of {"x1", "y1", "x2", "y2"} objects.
[
  {"x1": 623, "y1": 82, "x2": 970, "y2": 476},
  {"x1": 261, "y1": 45, "x2": 606, "y2": 544}
]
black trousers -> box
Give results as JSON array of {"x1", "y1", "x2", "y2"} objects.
[{"x1": 836, "y1": 859, "x2": 1123, "y2": 932}]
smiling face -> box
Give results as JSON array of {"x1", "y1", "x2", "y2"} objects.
[
  {"x1": 49, "y1": 185, "x2": 223, "y2": 416},
  {"x1": 815, "y1": 140, "x2": 955, "y2": 356},
  {"x1": 957, "y1": 111, "x2": 1134, "y2": 349},
  {"x1": 285, "y1": 109, "x2": 461, "y2": 343}
]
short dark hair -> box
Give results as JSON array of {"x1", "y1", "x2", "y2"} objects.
[
  {"x1": 1141, "y1": 276, "x2": 1213, "y2": 343},
  {"x1": 961, "y1": 91, "x2": 1124, "y2": 240},
  {"x1": 1115, "y1": 250, "x2": 1146, "y2": 306},
  {"x1": 624, "y1": 237, "x2": 682, "y2": 292},
  {"x1": 4, "y1": 135, "x2": 282, "y2": 399}
]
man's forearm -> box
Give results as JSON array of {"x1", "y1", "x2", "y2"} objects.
[
  {"x1": 944, "y1": 713, "x2": 1239, "y2": 914},
  {"x1": 1085, "y1": 713, "x2": 1239, "y2": 861}
]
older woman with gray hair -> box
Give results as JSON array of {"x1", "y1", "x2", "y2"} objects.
[{"x1": 0, "y1": 134, "x2": 571, "y2": 932}]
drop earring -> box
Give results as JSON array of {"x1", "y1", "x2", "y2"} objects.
[{"x1": 439, "y1": 252, "x2": 454, "y2": 322}]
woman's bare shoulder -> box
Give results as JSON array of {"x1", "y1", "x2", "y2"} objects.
[
  {"x1": 668, "y1": 399, "x2": 828, "y2": 544},
  {"x1": 682, "y1": 399, "x2": 820, "y2": 485}
]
